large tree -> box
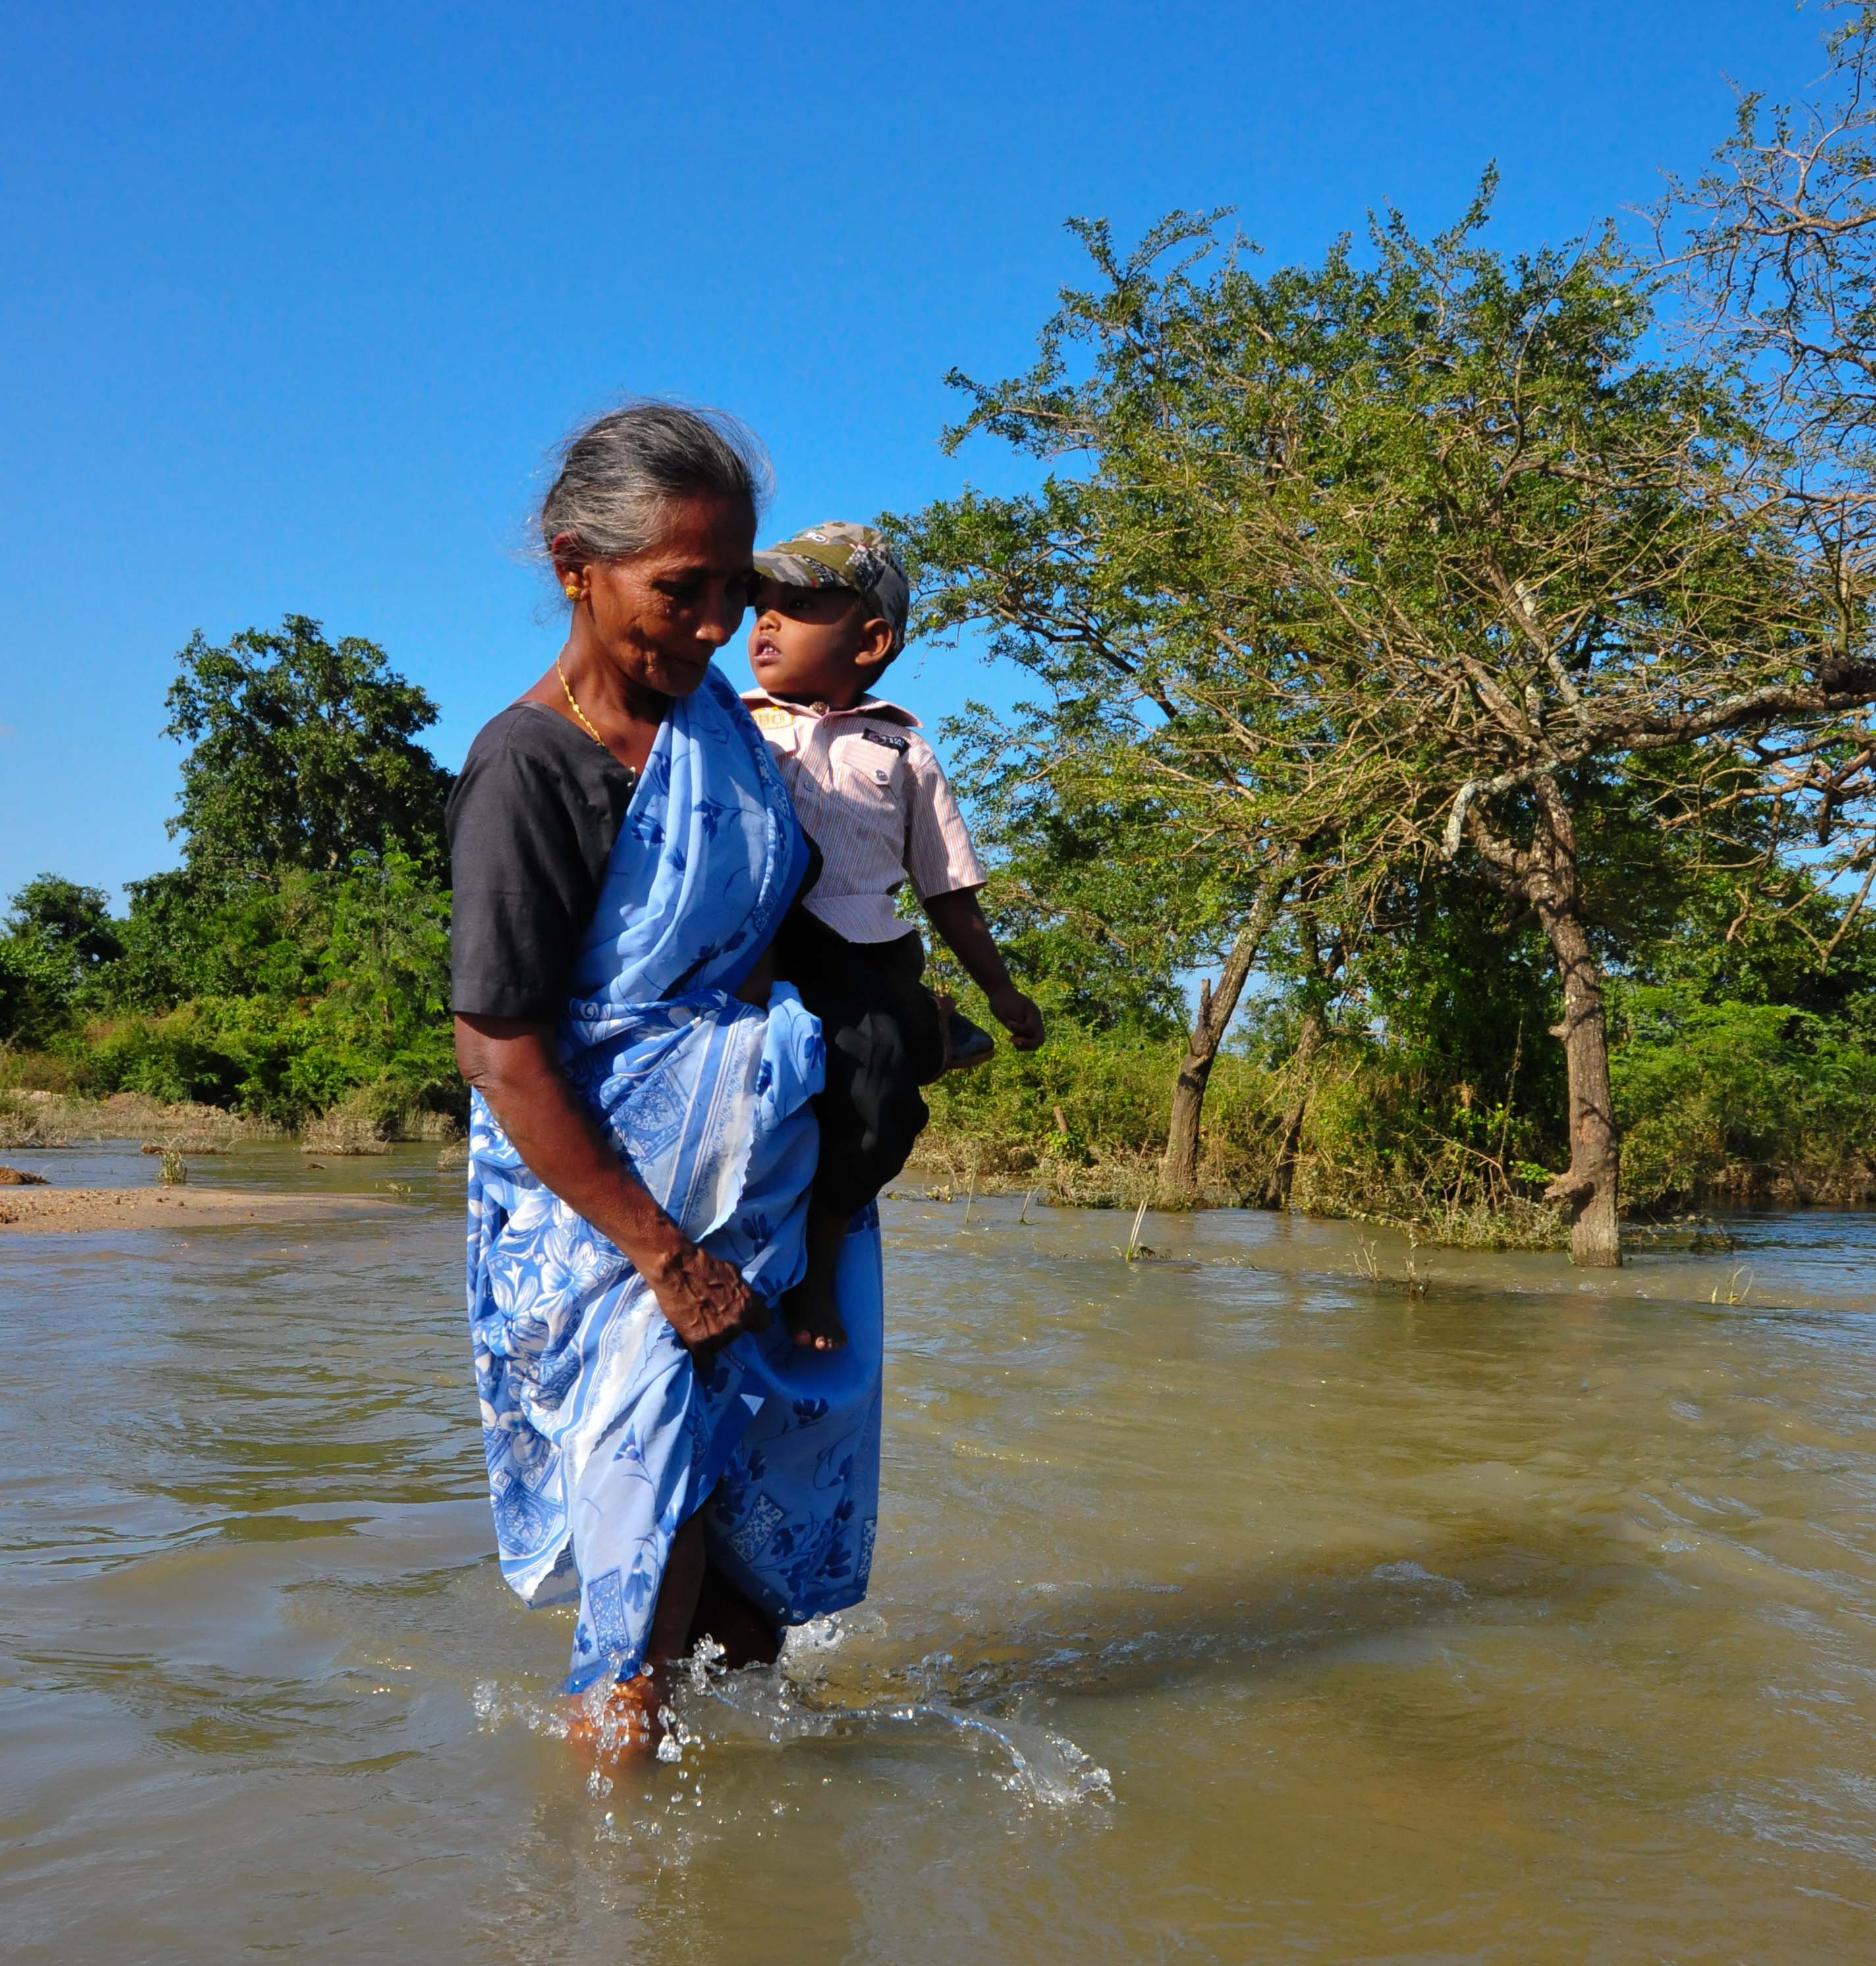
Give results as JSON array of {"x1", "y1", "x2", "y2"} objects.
[
  {"x1": 163, "y1": 614, "x2": 453, "y2": 877},
  {"x1": 906, "y1": 203, "x2": 1876, "y2": 1264}
]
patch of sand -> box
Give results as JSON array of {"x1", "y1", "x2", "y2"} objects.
[{"x1": 0, "y1": 1186, "x2": 409, "y2": 1234}]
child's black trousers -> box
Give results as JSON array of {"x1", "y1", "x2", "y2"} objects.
[{"x1": 775, "y1": 908, "x2": 947, "y2": 1218}]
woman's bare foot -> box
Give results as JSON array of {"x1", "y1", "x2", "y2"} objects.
[{"x1": 565, "y1": 1670, "x2": 662, "y2": 1762}]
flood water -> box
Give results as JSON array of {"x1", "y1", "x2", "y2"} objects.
[{"x1": 4, "y1": 1142, "x2": 1876, "y2": 1962}]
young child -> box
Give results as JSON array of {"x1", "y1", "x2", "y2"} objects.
[{"x1": 742, "y1": 522, "x2": 1045, "y2": 1351}]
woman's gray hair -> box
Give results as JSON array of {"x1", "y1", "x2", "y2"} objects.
[{"x1": 539, "y1": 400, "x2": 771, "y2": 569}]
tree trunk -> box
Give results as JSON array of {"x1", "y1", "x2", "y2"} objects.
[
  {"x1": 1162, "y1": 881, "x2": 1285, "y2": 1195},
  {"x1": 1526, "y1": 785, "x2": 1621, "y2": 1267},
  {"x1": 1261, "y1": 1002, "x2": 1324, "y2": 1209}
]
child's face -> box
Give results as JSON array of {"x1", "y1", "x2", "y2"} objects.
[{"x1": 748, "y1": 578, "x2": 893, "y2": 707}]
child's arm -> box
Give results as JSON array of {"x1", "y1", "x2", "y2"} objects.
[{"x1": 922, "y1": 888, "x2": 1045, "y2": 1051}]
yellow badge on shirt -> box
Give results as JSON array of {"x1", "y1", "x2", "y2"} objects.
[{"x1": 752, "y1": 707, "x2": 792, "y2": 730}]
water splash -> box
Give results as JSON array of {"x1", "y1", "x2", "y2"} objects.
[
  {"x1": 687, "y1": 1616, "x2": 1115, "y2": 1810},
  {"x1": 471, "y1": 1677, "x2": 570, "y2": 1738},
  {"x1": 900, "y1": 1699, "x2": 1115, "y2": 1809}
]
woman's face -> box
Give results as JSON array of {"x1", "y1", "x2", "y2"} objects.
[{"x1": 580, "y1": 495, "x2": 756, "y2": 698}]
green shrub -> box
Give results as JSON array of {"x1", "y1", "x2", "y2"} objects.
[
  {"x1": 76, "y1": 1014, "x2": 246, "y2": 1106},
  {"x1": 1612, "y1": 983, "x2": 1876, "y2": 1205}
]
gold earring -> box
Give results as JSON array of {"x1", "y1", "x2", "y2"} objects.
[{"x1": 564, "y1": 582, "x2": 580, "y2": 600}]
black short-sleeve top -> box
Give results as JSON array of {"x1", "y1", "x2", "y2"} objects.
[{"x1": 446, "y1": 703, "x2": 640, "y2": 1021}]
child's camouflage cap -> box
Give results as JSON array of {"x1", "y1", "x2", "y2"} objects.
[{"x1": 753, "y1": 521, "x2": 910, "y2": 654}]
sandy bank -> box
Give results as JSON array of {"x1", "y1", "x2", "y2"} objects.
[{"x1": 0, "y1": 1186, "x2": 410, "y2": 1234}]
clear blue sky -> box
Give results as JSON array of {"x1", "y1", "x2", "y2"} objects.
[{"x1": 0, "y1": 0, "x2": 1831, "y2": 906}]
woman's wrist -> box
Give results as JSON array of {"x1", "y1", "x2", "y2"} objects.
[{"x1": 598, "y1": 1199, "x2": 689, "y2": 1282}]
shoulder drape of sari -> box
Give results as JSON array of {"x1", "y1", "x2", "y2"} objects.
[{"x1": 463, "y1": 666, "x2": 883, "y2": 1691}]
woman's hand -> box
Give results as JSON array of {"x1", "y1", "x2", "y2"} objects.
[
  {"x1": 457, "y1": 1014, "x2": 769, "y2": 1360},
  {"x1": 645, "y1": 1236, "x2": 772, "y2": 1358}
]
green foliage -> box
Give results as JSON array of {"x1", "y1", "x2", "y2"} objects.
[
  {"x1": 0, "y1": 874, "x2": 124, "y2": 1046},
  {"x1": 80, "y1": 1012, "x2": 247, "y2": 1106},
  {"x1": 53, "y1": 855, "x2": 458, "y2": 1123},
  {"x1": 903, "y1": 198, "x2": 1816, "y2": 896},
  {"x1": 298, "y1": 852, "x2": 457, "y2": 1114},
  {"x1": 1633, "y1": 866, "x2": 1876, "y2": 1020},
  {"x1": 164, "y1": 614, "x2": 453, "y2": 877},
  {"x1": 925, "y1": 1022, "x2": 1201, "y2": 1164},
  {"x1": 1613, "y1": 983, "x2": 1876, "y2": 1205},
  {"x1": 5, "y1": 875, "x2": 123, "y2": 961},
  {"x1": 2, "y1": 622, "x2": 460, "y2": 1128},
  {"x1": 923, "y1": 855, "x2": 1194, "y2": 1038},
  {"x1": 0, "y1": 935, "x2": 78, "y2": 1051}
]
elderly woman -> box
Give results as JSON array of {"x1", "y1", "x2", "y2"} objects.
[{"x1": 448, "y1": 404, "x2": 881, "y2": 1744}]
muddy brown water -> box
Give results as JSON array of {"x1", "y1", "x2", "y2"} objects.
[{"x1": 3, "y1": 1142, "x2": 1875, "y2": 1962}]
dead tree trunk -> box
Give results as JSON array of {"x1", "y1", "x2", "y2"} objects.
[
  {"x1": 1258, "y1": 911, "x2": 1329, "y2": 1209},
  {"x1": 1162, "y1": 880, "x2": 1286, "y2": 1196},
  {"x1": 1527, "y1": 783, "x2": 1622, "y2": 1267}
]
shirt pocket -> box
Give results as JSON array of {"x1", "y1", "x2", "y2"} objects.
[
  {"x1": 832, "y1": 734, "x2": 908, "y2": 803},
  {"x1": 824, "y1": 735, "x2": 911, "y2": 865}
]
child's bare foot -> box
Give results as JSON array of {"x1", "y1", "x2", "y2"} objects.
[
  {"x1": 784, "y1": 1201, "x2": 850, "y2": 1350},
  {"x1": 782, "y1": 1264, "x2": 847, "y2": 1351},
  {"x1": 565, "y1": 1669, "x2": 661, "y2": 1762}
]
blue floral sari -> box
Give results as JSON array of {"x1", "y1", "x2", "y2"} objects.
[{"x1": 464, "y1": 666, "x2": 882, "y2": 1691}]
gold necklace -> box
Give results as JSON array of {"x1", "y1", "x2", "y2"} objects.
[{"x1": 556, "y1": 655, "x2": 607, "y2": 749}]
